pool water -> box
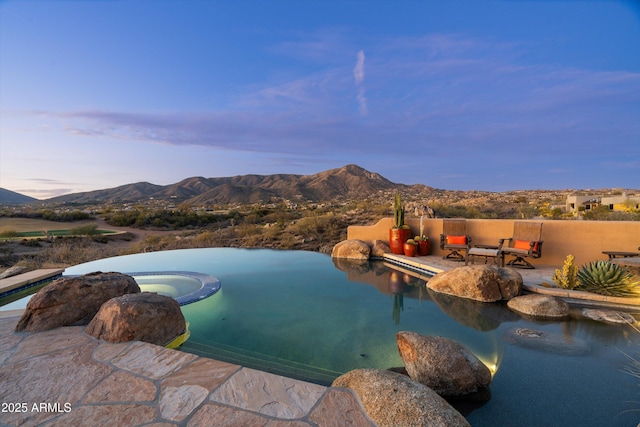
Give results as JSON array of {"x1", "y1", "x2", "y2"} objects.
[
  {"x1": 27, "y1": 249, "x2": 640, "y2": 425},
  {"x1": 134, "y1": 274, "x2": 202, "y2": 297}
]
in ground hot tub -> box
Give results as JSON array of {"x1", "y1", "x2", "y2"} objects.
[
  {"x1": 0, "y1": 271, "x2": 221, "y2": 310},
  {"x1": 128, "y1": 271, "x2": 221, "y2": 305}
]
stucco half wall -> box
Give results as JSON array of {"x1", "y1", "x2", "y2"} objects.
[{"x1": 347, "y1": 218, "x2": 640, "y2": 267}]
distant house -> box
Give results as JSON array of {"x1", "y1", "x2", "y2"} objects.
[
  {"x1": 566, "y1": 195, "x2": 601, "y2": 212},
  {"x1": 566, "y1": 193, "x2": 640, "y2": 213},
  {"x1": 601, "y1": 194, "x2": 640, "y2": 211}
]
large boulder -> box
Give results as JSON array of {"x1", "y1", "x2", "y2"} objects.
[
  {"x1": 426, "y1": 265, "x2": 522, "y2": 302},
  {"x1": 331, "y1": 239, "x2": 371, "y2": 261},
  {"x1": 332, "y1": 369, "x2": 470, "y2": 427},
  {"x1": 507, "y1": 294, "x2": 569, "y2": 319},
  {"x1": 396, "y1": 331, "x2": 491, "y2": 397},
  {"x1": 15, "y1": 272, "x2": 140, "y2": 332},
  {"x1": 370, "y1": 240, "x2": 391, "y2": 257},
  {"x1": 86, "y1": 292, "x2": 186, "y2": 346}
]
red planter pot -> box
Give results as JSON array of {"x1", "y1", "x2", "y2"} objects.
[
  {"x1": 418, "y1": 240, "x2": 430, "y2": 256},
  {"x1": 403, "y1": 242, "x2": 418, "y2": 257},
  {"x1": 389, "y1": 228, "x2": 412, "y2": 254}
]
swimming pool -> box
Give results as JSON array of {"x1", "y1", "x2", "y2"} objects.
[{"x1": 14, "y1": 248, "x2": 640, "y2": 426}]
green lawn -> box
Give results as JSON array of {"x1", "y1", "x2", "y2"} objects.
[{"x1": 0, "y1": 229, "x2": 118, "y2": 239}]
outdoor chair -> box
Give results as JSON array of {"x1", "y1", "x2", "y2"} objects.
[
  {"x1": 439, "y1": 219, "x2": 471, "y2": 261},
  {"x1": 499, "y1": 221, "x2": 543, "y2": 269}
]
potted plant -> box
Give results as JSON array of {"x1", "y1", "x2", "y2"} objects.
[
  {"x1": 389, "y1": 194, "x2": 412, "y2": 254},
  {"x1": 403, "y1": 239, "x2": 418, "y2": 257},
  {"x1": 415, "y1": 235, "x2": 430, "y2": 256}
]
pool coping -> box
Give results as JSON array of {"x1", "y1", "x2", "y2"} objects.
[
  {"x1": 0, "y1": 268, "x2": 64, "y2": 299},
  {"x1": 382, "y1": 253, "x2": 640, "y2": 309}
]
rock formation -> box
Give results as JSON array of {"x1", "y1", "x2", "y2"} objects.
[
  {"x1": 426, "y1": 265, "x2": 522, "y2": 302},
  {"x1": 370, "y1": 239, "x2": 391, "y2": 257},
  {"x1": 331, "y1": 239, "x2": 371, "y2": 261},
  {"x1": 86, "y1": 292, "x2": 186, "y2": 345},
  {"x1": 396, "y1": 331, "x2": 491, "y2": 397},
  {"x1": 332, "y1": 368, "x2": 470, "y2": 427},
  {"x1": 507, "y1": 294, "x2": 569, "y2": 319},
  {"x1": 15, "y1": 272, "x2": 140, "y2": 332}
]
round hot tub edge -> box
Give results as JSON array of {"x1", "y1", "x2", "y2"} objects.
[{"x1": 126, "y1": 271, "x2": 221, "y2": 306}]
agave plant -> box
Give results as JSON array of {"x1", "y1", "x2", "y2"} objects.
[{"x1": 576, "y1": 260, "x2": 640, "y2": 297}]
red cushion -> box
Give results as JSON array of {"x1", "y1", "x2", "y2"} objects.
[
  {"x1": 514, "y1": 240, "x2": 539, "y2": 251},
  {"x1": 446, "y1": 235, "x2": 467, "y2": 245}
]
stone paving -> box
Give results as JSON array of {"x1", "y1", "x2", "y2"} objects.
[{"x1": 0, "y1": 315, "x2": 375, "y2": 427}]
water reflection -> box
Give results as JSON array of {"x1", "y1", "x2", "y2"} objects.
[
  {"x1": 428, "y1": 289, "x2": 521, "y2": 332},
  {"x1": 333, "y1": 258, "x2": 505, "y2": 378},
  {"x1": 333, "y1": 258, "x2": 639, "y2": 346},
  {"x1": 333, "y1": 258, "x2": 521, "y2": 333},
  {"x1": 331, "y1": 257, "x2": 640, "y2": 388}
]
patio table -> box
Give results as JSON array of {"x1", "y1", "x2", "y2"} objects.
[
  {"x1": 602, "y1": 251, "x2": 639, "y2": 259},
  {"x1": 466, "y1": 244, "x2": 505, "y2": 266}
]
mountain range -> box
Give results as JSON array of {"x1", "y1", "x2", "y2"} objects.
[
  {"x1": 0, "y1": 188, "x2": 39, "y2": 205},
  {"x1": 1, "y1": 165, "x2": 433, "y2": 206}
]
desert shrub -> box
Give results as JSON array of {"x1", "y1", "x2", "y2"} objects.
[
  {"x1": 576, "y1": 260, "x2": 640, "y2": 297},
  {"x1": 29, "y1": 238, "x2": 121, "y2": 269},
  {"x1": 68, "y1": 223, "x2": 99, "y2": 236},
  {"x1": 192, "y1": 231, "x2": 222, "y2": 246},
  {"x1": 582, "y1": 206, "x2": 640, "y2": 221},
  {"x1": 552, "y1": 255, "x2": 578, "y2": 289},
  {"x1": 105, "y1": 209, "x2": 223, "y2": 229},
  {"x1": 41, "y1": 210, "x2": 92, "y2": 221},
  {"x1": 235, "y1": 224, "x2": 263, "y2": 238}
]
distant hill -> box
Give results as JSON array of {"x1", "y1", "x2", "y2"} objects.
[
  {"x1": 46, "y1": 164, "x2": 432, "y2": 205},
  {"x1": 0, "y1": 188, "x2": 39, "y2": 205}
]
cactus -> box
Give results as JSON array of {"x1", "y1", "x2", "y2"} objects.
[
  {"x1": 576, "y1": 260, "x2": 640, "y2": 297},
  {"x1": 393, "y1": 193, "x2": 406, "y2": 229},
  {"x1": 552, "y1": 254, "x2": 578, "y2": 290}
]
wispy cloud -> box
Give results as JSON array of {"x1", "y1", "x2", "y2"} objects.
[
  {"x1": 18, "y1": 178, "x2": 81, "y2": 199},
  {"x1": 353, "y1": 50, "x2": 365, "y2": 84},
  {"x1": 353, "y1": 50, "x2": 368, "y2": 116}
]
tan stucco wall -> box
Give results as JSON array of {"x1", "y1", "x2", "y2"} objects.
[{"x1": 347, "y1": 218, "x2": 640, "y2": 267}]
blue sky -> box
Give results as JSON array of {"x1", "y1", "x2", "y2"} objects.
[{"x1": 1, "y1": 0, "x2": 639, "y2": 199}]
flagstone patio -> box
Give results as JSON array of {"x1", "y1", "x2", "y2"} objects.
[{"x1": 0, "y1": 315, "x2": 374, "y2": 426}]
